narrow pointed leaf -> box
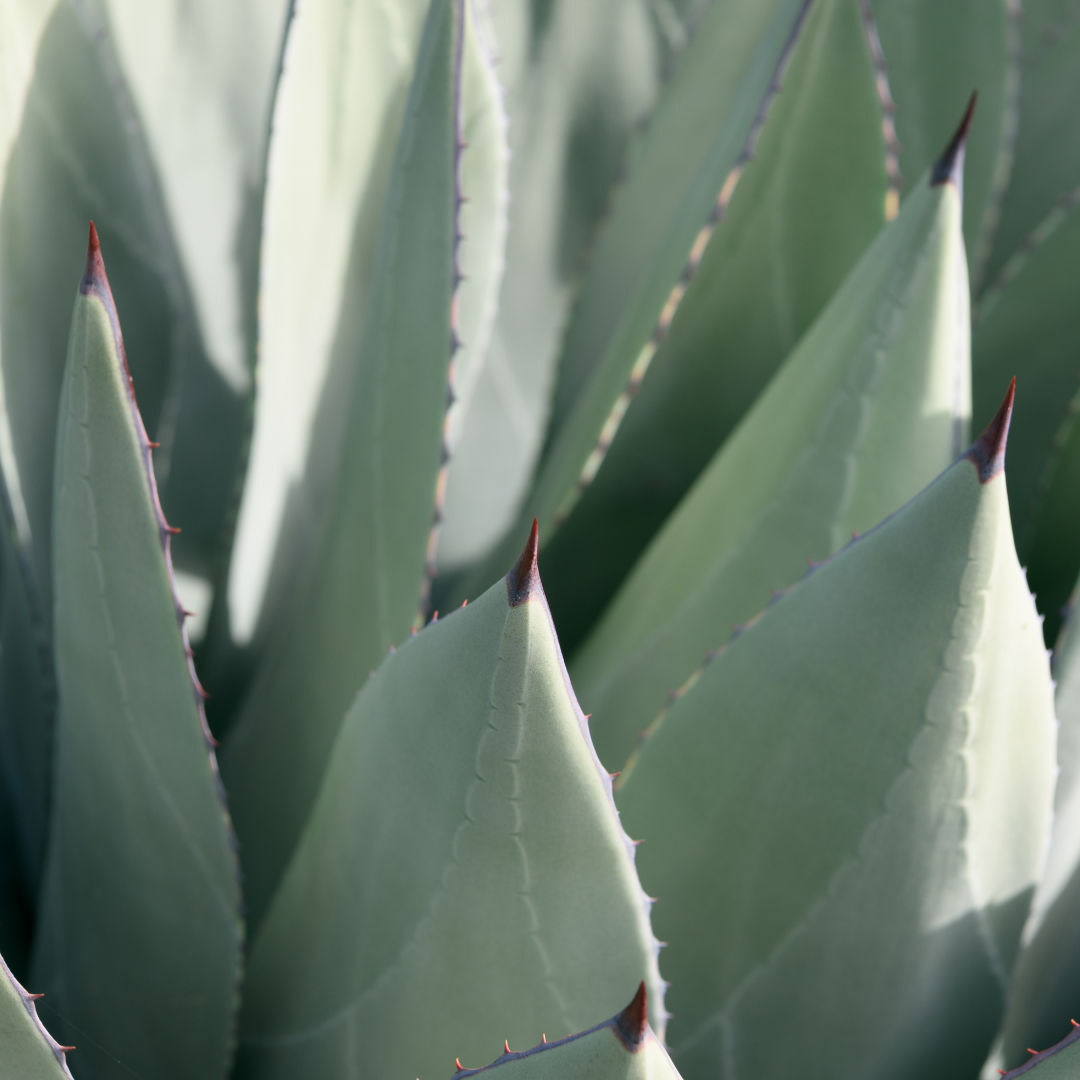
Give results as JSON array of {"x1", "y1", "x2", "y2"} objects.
[
  {"x1": 235, "y1": 527, "x2": 663, "y2": 1080},
  {"x1": 867, "y1": 0, "x2": 1014, "y2": 280},
  {"x1": 617, "y1": 397, "x2": 1055, "y2": 1080},
  {"x1": 436, "y1": 0, "x2": 659, "y2": 569},
  {"x1": 0, "y1": 950, "x2": 73, "y2": 1079},
  {"x1": 982, "y1": 2, "x2": 1080, "y2": 287},
  {"x1": 449, "y1": 984, "x2": 681, "y2": 1080},
  {"x1": 30, "y1": 230, "x2": 242, "y2": 1080},
  {"x1": 221, "y1": 0, "x2": 462, "y2": 931},
  {"x1": 574, "y1": 141, "x2": 970, "y2": 772},
  {"x1": 537, "y1": 0, "x2": 889, "y2": 651}
]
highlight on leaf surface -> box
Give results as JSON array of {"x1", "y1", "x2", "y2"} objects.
[
  {"x1": 617, "y1": 385, "x2": 1055, "y2": 1080},
  {"x1": 449, "y1": 983, "x2": 681, "y2": 1080},
  {"x1": 573, "y1": 101, "x2": 973, "y2": 773},
  {"x1": 30, "y1": 226, "x2": 242, "y2": 1080},
  {"x1": 235, "y1": 522, "x2": 663, "y2": 1080}
]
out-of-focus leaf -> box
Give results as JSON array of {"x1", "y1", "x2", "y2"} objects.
[
  {"x1": 31, "y1": 230, "x2": 242, "y2": 1080},
  {"x1": 617, "y1": 394, "x2": 1056, "y2": 1080},
  {"x1": 574, "y1": 142, "x2": 969, "y2": 772},
  {"x1": 436, "y1": 0, "x2": 659, "y2": 570},
  {"x1": 221, "y1": 0, "x2": 462, "y2": 932},
  {"x1": 978, "y1": 576, "x2": 1080, "y2": 1076},
  {"x1": 0, "y1": 950, "x2": 73, "y2": 1079},
  {"x1": 538, "y1": 0, "x2": 889, "y2": 651},
  {"x1": 235, "y1": 526, "x2": 663, "y2": 1080},
  {"x1": 972, "y1": 192, "x2": 1080, "y2": 608},
  {"x1": 224, "y1": 0, "x2": 432, "y2": 647},
  {"x1": 982, "y1": 0, "x2": 1080, "y2": 287},
  {"x1": 449, "y1": 984, "x2": 679, "y2": 1080},
  {"x1": 867, "y1": 0, "x2": 1014, "y2": 281}
]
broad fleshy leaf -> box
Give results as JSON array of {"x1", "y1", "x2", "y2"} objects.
[
  {"x1": 573, "y1": 123, "x2": 971, "y2": 772},
  {"x1": 537, "y1": 0, "x2": 889, "y2": 652},
  {"x1": 0, "y1": 950, "x2": 72, "y2": 1079},
  {"x1": 436, "y1": 0, "x2": 659, "y2": 569},
  {"x1": 867, "y1": 0, "x2": 1014, "y2": 281},
  {"x1": 221, "y1": 0, "x2": 463, "y2": 931},
  {"x1": 30, "y1": 229, "x2": 242, "y2": 1080},
  {"x1": 998, "y1": 1022, "x2": 1080, "y2": 1080},
  {"x1": 617, "y1": 391, "x2": 1056, "y2": 1080},
  {"x1": 235, "y1": 525, "x2": 663, "y2": 1080},
  {"x1": 449, "y1": 984, "x2": 680, "y2": 1080}
]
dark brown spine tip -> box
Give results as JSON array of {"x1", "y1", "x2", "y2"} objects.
[
  {"x1": 81, "y1": 221, "x2": 107, "y2": 295},
  {"x1": 506, "y1": 517, "x2": 541, "y2": 606},
  {"x1": 614, "y1": 982, "x2": 648, "y2": 1051},
  {"x1": 966, "y1": 377, "x2": 1015, "y2": 482},
  {"x1": 931, "y1": 92, "x2": 977, "y2": 187}
]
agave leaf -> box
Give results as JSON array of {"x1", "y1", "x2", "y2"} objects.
[
  {"x1": 220, "y1": 0, "x2": 464, "y2": 931},
  {"x1": 436, "y1": 0, "x2": 659, "y2": 570},
  {"x1": 977, "y1": 579, "x2": 1080, "y2": 1076},
  {"x1": 867, "y1": 0, "x2": 1015, "y2": 280},
  {"x1": 449, "y1": 984, "x2": 680, "y2": 1080},
  {"x1": 999, "y1": 1023, "x2": 1080, "y2": 1080},
  {"x1": 447, "y1": 0, "x2": 815, "y2": 604},
  {"x1": 30, "y1": 229, "x2": 242, "y2": 1080},
  {"x1": 971, "y1": 190, "x2": 1080, "y2": 616},
  {"x1": 224, "y1": 0, "x2": 433, "y2": 648},
  {"x1": 616, "y1": 390, "x2": 1056, "y2": 1080},
  {"x1": 573, "y1": 117, "x2": 971, "y2": 772},
  {"x1": 536, "y1": 0, "x2": 890, "y2": 652},
  {"x1": 981, "y1": 0, "x2": 1080, "y2": 288},
  {"x1": 0, "y1": 950, "x2": 73, "y2": 1079},
  {"x1": 0, "y1": 0, "x2": 241, "y2": 611},
  {"x1": 235, "y1": 524, "x2": 662, "y2": 1080}
]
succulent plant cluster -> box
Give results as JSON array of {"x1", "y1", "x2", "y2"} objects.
[{"x1": 1, "y1": 0, "x2": 1080, "y2": 1078}]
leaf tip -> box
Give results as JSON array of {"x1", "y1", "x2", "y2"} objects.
[
  {"x1": 80, "y1": 221, "x2": 108, "y2": 297},
  {"x1": 965, "y1": 377, "x2": 1014, "y2": 482},
  {"x1": 931, "y1": 91, "x2": 977, "y2": 188},
  {"x1": 614, "y1": 982, "x2": 648, "y2": 1050},
  {"x1": 506, "y1": 518, "x2": 541, "y2": 606}
]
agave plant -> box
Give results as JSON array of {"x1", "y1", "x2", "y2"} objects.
[{"x1": 1, "y1": 0, "x2": 1080, "y2": 1078}]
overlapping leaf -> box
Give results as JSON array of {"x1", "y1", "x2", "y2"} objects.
[
  {"x1": 30, "y1": 230, "x2": 242, "y2": 1080},
  {"x1": 537, "y1": 0, "x2": 889, "y2": 650},
  {"x1": 573, "y1": 126, "x2": 969, "y2": 772},
  {"x1": 617, "y1": 395, "x2": 1056, "y2": 1080},
  {"x1": 221, "y1": 0, "x2": 466, "y2": 931},
  {"x1": 235, "y1": 527, "x2": 663, "y2": 1080}
]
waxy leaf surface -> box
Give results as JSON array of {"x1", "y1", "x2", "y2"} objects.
[
  {"x1": 574, "y1": 159, "x2": 970, "y2": 772},
  {"x1": 618, "y1": 421, "x2": 1055, "y2": 1080},
  {"x1": 236, "y1": 532, "x2": 663, "y2": 1080},
  {"x1": 31, "y1": 233, "x2": 242, "y2": 1080}
]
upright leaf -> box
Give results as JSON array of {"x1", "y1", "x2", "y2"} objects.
[
  {"x1": 221, "y1": 0, "x2": 463, "y2": 931},
  {"x1": 617, "y1": 389, "x2": 1056, "y2": 1080},
  {"x1": 574, "y1": 115, "x2": 971, "y2": 771},
  {"x1": 0, "y1": 950, "x2": 73, "y2": 1079},
  {"x1": 436, "y1": 0, "x2": 659, "y2": 569},
  {"x1": 537, "y1": 0, "x2": 890, "y2": 651},
  {"x1": 235, "y1": 525, "x2": 663, "y2": 1080},
  {"x1": 450, "y1": 984, "x2": 680, "y2": 1080},
  {"x1": 31, "y1": 228, "x2": 242, "y2": 1080},
  {"x1": 867, "y1": 0, "x2": 1014, "y2": 281}
]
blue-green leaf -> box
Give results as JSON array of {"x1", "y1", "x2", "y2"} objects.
[{"x1": 0, "y1": 949, "x2": 73, "y2": 1079}]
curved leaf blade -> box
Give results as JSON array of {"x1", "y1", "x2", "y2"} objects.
[
  {"x1": 617, "y1": 394, "x2": 1055, "y2": 1080},
  {"x1": 236, "y1": 525, "x2": 663, "y2": 1080},
  {"x1": 574, "y1": 141, "x2": 970, "y2": 772},
  {"x1": 30, "y1": 229, "x2": 242, "y2": 1080}
]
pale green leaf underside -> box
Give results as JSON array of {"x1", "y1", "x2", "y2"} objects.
[
  {"x1": 0, "y1": 951, "x2": 72, "y2": 1079},
  {"x1": 618, "y1": 453, "x2": 1055, "y2": 1080},
  {"x1": 31, "y1": 280, "x2": 241, "y2": 1080},
  {"x1": 868, "y1": 0, "x2": 1013, "y2": 281},
  {"x1": 574, "y1": 173, "x2": 969, "y2": 772},
  {"x1": 221, "y1": 0, "x2": 459, "y2": 932},
  {"x1": 237, "y1": 567, "x2": 662, "y2": 1080}
]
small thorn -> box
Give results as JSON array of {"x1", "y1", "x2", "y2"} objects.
[
  {"x1": 965, "y1": 377, "x2": 1014, "y2": 482},
  {"x1": 460, "y1": 598, "x2": 467, "y2": 607},
  {"x1": 1029, "y1": 1049, "x2": 1039, "y2": 1055},
  {"x1": 504, "y1": 1041, "x2": 511, "y2": 1054},
  {"x1": 165, "y1": 524, "x2": 181, "y2": 535},
  {"x1": 1072, "y1": 1020, "x2": 1078, "y2": 1027},
  {"x1": 431, "y1": 610, "x2": 439, "y2": 623},
  {"x1": 27, "y1": 992, "x2": 43, "y2": 1000},
  {"x1": 541, "y1": 1035, "x2": 547, "y2": 1043},
  {"x1": 615, "y1": 982, "x2": 648, "y2": 1050},
  {"x1": 931, "y1": 91, "x2": 976, "y2": 187},
  {"x1": 147, "y1": 440, "x2": 160, "y2": 449},
  {"x1": 506, "y1": 518, "x2": 541, "y2": 606},
  {"x1": 456, "y1": 1059, "x2": 464, "y2": 1071},
  {"x1": 609, "y1": 771, "x2": 621, "y2": 780},
  {"x1": 998, "y1": 1071, "x2": 1007, "y2": 1076}
]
